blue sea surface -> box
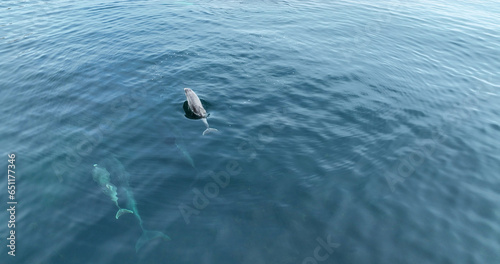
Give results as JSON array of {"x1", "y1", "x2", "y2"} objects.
[{"x1": 1, "y1": 0, "x2": 499, "y2": 263}]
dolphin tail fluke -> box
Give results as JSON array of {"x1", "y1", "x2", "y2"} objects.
[
  {"x1": 115, "y1": 208, "x2": 134, "y2": 219},
  {"x1": 135, "y1": 230, "x2": 171, "y2": 252},
  {"x1": 202, "y1": 128, "x2": 218, "y2": 135}
]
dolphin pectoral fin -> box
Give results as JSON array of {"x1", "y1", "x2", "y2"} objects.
[
  {"x1": 202, "y1": 128, "x2": 218, "y2": 135},
  {"x1": 135, "y1": 230, "x2": 171, "y2": 252},
  {"x1": 115, "y1": 209, "x2": 134, "y2": 219}
]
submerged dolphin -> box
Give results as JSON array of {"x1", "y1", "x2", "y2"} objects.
[
  {"x1": 164, "y1": 124, "x2": 195, "y2": 168},
  {"x1": 171, "y1": 126, "x2": 195, "y2": 168},
  {"x1": 109, "y1": 157, "x2": 171, "y2": 251},
  {"x1": 184, "y1": 88, "x2": 218, "y2": 135},
  {"x1": 118, "y1": 186, "x2": 171, "y2": 252},
  {"x1": 92, "y1": 159, "x2": 170, "y2": 252},
  {"x1": 92, "y1": 164, "x2": 123, "y2": 209},
  {"x1": 175, "y1": 141, "x2": 195, "y2": 167}
]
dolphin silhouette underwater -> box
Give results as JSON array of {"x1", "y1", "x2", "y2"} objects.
[
  {"x1": 163, "y1": 125, "x2": 195, "y2": 168},
  {"x1": 92, "y1": 164, "x2": 124, "y2": 210},
  {"x1": 184, "y1": 88, "x2": 218, "y2": 135},
  {"x1": 175, "y1": 140, "x2": 195, "y2": 167},
  {"x1": 92, "y1": 159, "x2": 170, "y2": 252}
]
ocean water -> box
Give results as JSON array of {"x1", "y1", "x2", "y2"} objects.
[{"x1": 1, "y1": 0, "x2": 499, "y2": 263}]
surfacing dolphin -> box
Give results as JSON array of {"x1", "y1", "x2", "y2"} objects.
[
  {"x1": 92, "y1": 159, "x2": 170, "y2": 252},
  {"x1": 184, "y1": 88, "x2": 218, "y2": 135}
]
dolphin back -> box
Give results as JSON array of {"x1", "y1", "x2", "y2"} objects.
[
  {"x1": 107, "y1": 156, "x2": 131, "y2": 185},
  {"x1": 184, "y1": 88, "x2": 207, "y2": 117}
]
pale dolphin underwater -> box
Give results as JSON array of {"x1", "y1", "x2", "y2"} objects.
[
  {"x1": 92, "y1": 164, "x2": 122, "y2": 209},
  {"x1": 184, "y1": 88, "x2": 218, "y2": 135},
  {"x1": 92, "y1": 159, "x2": 170, "y2": 252}
]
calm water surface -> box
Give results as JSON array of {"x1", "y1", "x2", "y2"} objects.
[{"x1": 1, "y1": 0, "x2": 499, "y2": 263}]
